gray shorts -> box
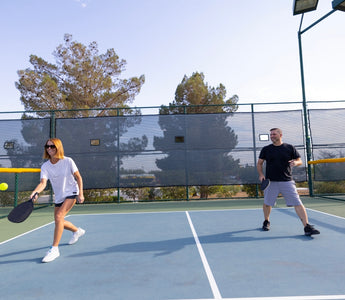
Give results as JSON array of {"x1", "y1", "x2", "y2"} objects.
[{"x1": 264, "y1": 181, "x2": 303, "y2": 207}]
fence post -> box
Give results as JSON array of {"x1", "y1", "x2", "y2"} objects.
[
  {"x1": 116, "y1": 109, "x2": 120, "y2": 203},
  {"x1": 251, "y1": 104, "x2": 259, "y2": 197},
  {"x1": 50, "y1": 110, "x2": 56, "y2": 138},
  {"x1": 184, "y1": 106, "x2": 189, "y2": 201},
  {"x1": 14, "y1": 173, "x2": 19, "y2": 207}
]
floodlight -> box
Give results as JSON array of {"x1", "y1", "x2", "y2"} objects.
[
  {"x1": 259, "y1": 134, "x2": 269, "y2": 142},
  {"x1": 332, "y1": 0, "x2": 345, "y2": 11},
  {"x1": 293, "y1": 0, "x2": 319, "y2": 15},
  {"x1": 3, "y1": 141, "x2": 14, "y2": 149}
]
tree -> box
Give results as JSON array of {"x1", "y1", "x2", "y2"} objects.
[
  {"x1": 15, "y1": 34, "x2": 145, "y2": 118},
  {"x1": 154, "y1": 72, "x2": 240, "y2": 199},
  {"x1": 9, "y1": 35, "x2": 148, "y2": 191},
  {"x1": 160, "y1": 72, "x2": 238, "y2": 114}
]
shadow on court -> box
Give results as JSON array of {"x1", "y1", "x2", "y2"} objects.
[
  {"x1": 69, "y1": 228, "x2": 313, "y2": 259},
  {"x1": 0, "y1": 246, "x2": 47, "y2": 264},
  {"x1": 280, "y1": 207, "x2": 345, "y2": 234},
  {"x1": 0, "y1": 244, "x2": 72, "y2": 265}
]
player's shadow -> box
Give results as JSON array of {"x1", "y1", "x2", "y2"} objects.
[
  {"x1": 279, "y1": 208, "x2": 345, "y2": 234},
  {"x1": 0, "y1": 246, "x2": 48, "y2": 265},
  {"x1": 71, "y1": 228, "x2": 312, "y2": 258},
  {"x1": 0, "y1": 242, "x2": 74, "y2": 265}
]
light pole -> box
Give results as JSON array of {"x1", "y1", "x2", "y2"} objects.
[{"x1": 293, "y1": 0, "x2": 345, "y2": 196}]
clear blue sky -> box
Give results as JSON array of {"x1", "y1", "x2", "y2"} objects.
[{"x1": 1, "y1": 0, "x2": 345, "y2": 113}]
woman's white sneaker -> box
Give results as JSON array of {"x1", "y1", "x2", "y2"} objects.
[
  {"x1": 68, "y1": 228, "x2": 85, "y2": 245},
  {"x1": 42, "y1": 247, "x2": 60, "y2": 263}
]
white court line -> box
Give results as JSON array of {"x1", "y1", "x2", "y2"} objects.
[
  {"x1": 0, "y1": 221, "x2": 54, "y2": 245},
  {"x1": 185, "y1": 211, "x2": 222, "y2": 300},
  {"x1": 307, "y1": 208, "x2": 345, "y2": 220},
  {"x1": 176, "y1": 296, "x2": 345, "y2": 300}
]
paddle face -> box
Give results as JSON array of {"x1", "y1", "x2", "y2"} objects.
[
  {"x1": 7, "y1": 193, "x2": 37, "y2": 223},
  {"x1": 260, "y1": 179, "x2": 270, "y2": 191}
]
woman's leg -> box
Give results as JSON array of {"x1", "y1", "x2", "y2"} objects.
[{"x1": 52, "y1": 198, "x2": 77, "y2": 247}]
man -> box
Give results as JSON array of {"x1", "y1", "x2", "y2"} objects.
[{"x1": 257, "y1": 128, "x2": 320, "y2": 236}]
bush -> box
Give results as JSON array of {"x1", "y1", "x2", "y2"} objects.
[
  {"x1": 83, "y1": 189, "x2": 121, "y2": 203},
  {"x1": 242, "y1": 184, "x2": 262, "y2": 197},
  {"x1": 313, "y1": 181, "x2": 345, "y2": 194}
]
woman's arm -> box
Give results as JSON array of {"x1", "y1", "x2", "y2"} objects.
[
  {"x1": 30, "y1": 178, "x2": 48, "y2": 202},
  {"x1": 74, "y1": 170, "x2": 84, "y2": 203}
]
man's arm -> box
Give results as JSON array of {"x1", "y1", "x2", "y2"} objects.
[
  {"x1": 257, "y1": 158, "x2": 265, "y2": 182},
  {"x1": 289, "y1": 157, "x2": 302, "y2": 167}
]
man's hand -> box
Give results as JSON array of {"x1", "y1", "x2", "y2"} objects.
[
  {"x1": 289, "y1": 158, "x2": 302, "y2": 167},
  {"x1": 258, "y1": 175, "x2": 265, "y2": 182}
]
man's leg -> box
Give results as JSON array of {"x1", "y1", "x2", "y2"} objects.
[
  {"x1": 262, "y1": 204, "x2": 272, "y2": 231},
  {"x1": 263, "y1": 204, "x2": 272, "y2": 221},
  {"x1": 294, "y1": 204, "x2": 308, "y2": 227},
  {"x1": 262, "y1": 182, "x2": 279, "y2": 231}
]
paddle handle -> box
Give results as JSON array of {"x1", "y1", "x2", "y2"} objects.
[{"x1": 31, "y1": 192, "x2": 39, "y2": 201}]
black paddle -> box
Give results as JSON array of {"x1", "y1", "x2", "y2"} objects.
[
  {"x1": 260, "y1": 179, "x2": 270, "y2": 191},
  {"x1": 7, "y1": 193, "x2": 38, "y2": 223}
]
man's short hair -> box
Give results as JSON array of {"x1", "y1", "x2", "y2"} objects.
[{"x1": 270, "y1": 128, "x2": 282, "y2": 134}]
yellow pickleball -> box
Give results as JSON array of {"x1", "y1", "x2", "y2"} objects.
[{"x1": 0, "y1": 182, "x2": 8, "y2": 191}]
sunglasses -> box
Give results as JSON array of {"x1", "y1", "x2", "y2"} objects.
[{"x1": 45, "y1": 144, "x2": 56, "y2": 149}]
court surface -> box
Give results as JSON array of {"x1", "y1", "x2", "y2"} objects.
[{"x1": 1, "y1": 207, "x2": 345, "y2": 300}]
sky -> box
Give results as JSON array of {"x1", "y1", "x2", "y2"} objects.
[{"x1": 1, "y1": 0, "x2": 345, "y2": 115}]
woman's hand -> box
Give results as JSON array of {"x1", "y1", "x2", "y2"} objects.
[
  {"x1": 30, "y1": 192, "x2": 39, "y2": 202},
  {"x1": 77, "y1": 194, "x2": 85, "y2": 204}
]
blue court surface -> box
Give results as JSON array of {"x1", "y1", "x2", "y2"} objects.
[{"x1": 1, "y1": 208, "x2": 345, "y2": 300}]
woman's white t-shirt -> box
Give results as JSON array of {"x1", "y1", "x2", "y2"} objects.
[{"x1": 40, "y1": 156, "x2": 79, "y2": 204}]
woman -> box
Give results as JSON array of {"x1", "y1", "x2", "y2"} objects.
[{"x1": 31, "y1": 138, "x2": 85, "y2": 263}]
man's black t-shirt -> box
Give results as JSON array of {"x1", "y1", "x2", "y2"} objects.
[{"x1": 259, "y1": 143, "x2": 301, "y2": 181}]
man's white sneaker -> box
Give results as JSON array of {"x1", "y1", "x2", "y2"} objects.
[
  {"x1": 42, "y1": 247, "x2": 60, "y2": 263},
  {"x1": 68, "y1": 227, "x2": 85, "y2": 245}
]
